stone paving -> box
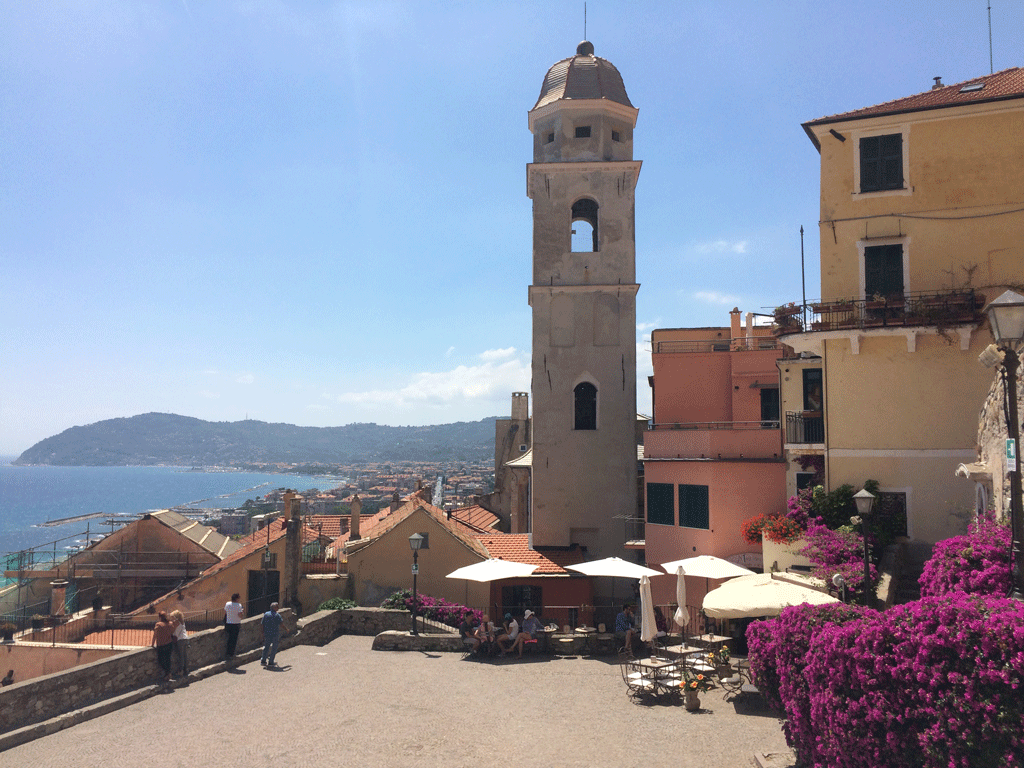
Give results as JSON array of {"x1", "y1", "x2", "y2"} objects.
[{"x1": 3, "y1": 635, "x2": 795, "y2": 768}]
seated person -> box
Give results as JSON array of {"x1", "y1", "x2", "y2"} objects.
[
  {"x1": 510, "y1": 609, "x2": 544, "y2": 658},
  {"x1": 495, "y1": 613, "x2": 519, "y2": 656},
  {"x1": 475, "y1": 614, "x2": 497, "y2": 655},
  {"x1": 1, "y1": 669, "x2": 13, "y2": 687},
  {"x1": 459, "y1": 611, "x2": 481, "y2": 654},
  {"x1": 649, "y1": 607, "x2": 669, "y2": 652},
  {"x1": 614, "y1": 604, "x2": 639, "y2": 656}
]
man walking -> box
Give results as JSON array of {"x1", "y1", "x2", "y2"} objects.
[
  {"x1": 224, "y1": 593, "x2": 244, "y2": 658},
  {"x1": 260, "y1": 602, "x2": 285, "y2": 667}
]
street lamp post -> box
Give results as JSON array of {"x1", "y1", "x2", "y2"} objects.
[
  {"x1": 409, "y1": 533, "x2": 424, "y2": 635},
  {"x1": 853, "y1": 488, "x2": 876, "y2": 607},
  {"x1": 983, "y1": 290, "x2": 1024, "y2": 600}
]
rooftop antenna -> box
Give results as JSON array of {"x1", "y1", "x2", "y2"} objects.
[
  {"x1": 584, "y1": 2, "x2": 587, "y2": 40},
  {"x1": 988, "y1": 1, "x2": 993, "y2": 74}
]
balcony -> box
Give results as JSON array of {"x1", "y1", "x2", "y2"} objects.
[
  {"x1": 773, "y1": 289, "x2": 985, "y2": 336},
  {"x1": 654, "y1": 337, "x2": 780, "y2": 354},
  {"x1": 785, "y1": 411, "x2": 824, "y2": 444},
  {"x1": 644, "y1": 422, "x2": 782, "y2": 460}
]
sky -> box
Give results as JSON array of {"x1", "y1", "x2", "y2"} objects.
[{"x1": 2, "y1": 1, "x2": 1021, "y2": 455}]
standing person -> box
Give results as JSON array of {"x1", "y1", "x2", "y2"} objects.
[
  {"x1": 151, "y1": 611, "x2": 174, "y2": 683},
  {"x1": 260, "y1": 602, "x2": 285, "y2": 667},
  {"x1": 170, "y1": 609, "x2": 188, "y2": 678},
  {"x1": 224, "y1": 593, "x2": 244, "y2": 658}
]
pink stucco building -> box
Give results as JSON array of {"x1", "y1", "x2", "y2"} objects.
[{"x1": 643, "y1": 308, "x2": 786, "y2": 610}]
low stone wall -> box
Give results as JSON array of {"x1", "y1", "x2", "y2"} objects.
[
  {"x1": 1, "y1": 609, "x2": 292, "y2": 737},
  {"x1": 336, "y1": 607, "x2": 434, "y2": 636},
  {"x1": 0, "y1": 641, "x2": 123, "y2": 682}
]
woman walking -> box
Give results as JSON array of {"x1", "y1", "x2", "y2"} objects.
[{"x1": 170, "y1": 610, "x2": 188, "y2": 679}]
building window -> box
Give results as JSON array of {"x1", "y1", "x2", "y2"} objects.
[
  {"x1": 760, "y1": 387, "x2": 780, "y2": 429},
  {"x1": 612, "y1": 130, "x2": 621, "y2": 142},
  {"x1": 574, "y1": 382, "x2": 597, "y2": 430},
  {"x1": 796, "y1": 472, "x2": 816, "y2": 491},
  {"x1": 859, "y1": 133, "x2": 903, "y2": 192},
  {"x1": 647, "y1": 483, "x2": 674, "y2": 525},
  {"x1": 545, "y1": 132, "x2": 555, "y2": 144},
  {"x1": 864, "y1": 243, "x2": 904, "y2": 299},
  {"x1": 679, "y1": 484, "x2": 709, "y2": 529},
  {"x1": 571, "y1": 198, "x2": 599, "y2": 252},
  {"x1": 575, "y1": 126, "x2": 591, "y2": 138}
]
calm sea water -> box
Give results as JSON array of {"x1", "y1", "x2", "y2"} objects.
[{"x1": 0, "y1": 460, "x2": 337, "y2": 554}]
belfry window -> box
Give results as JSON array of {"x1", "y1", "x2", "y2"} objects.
[
  {"x1": 571, "y1": 198, "x2": 599, "y2": 253},
  {"x1": 574, "y1": 382, "x2": 597, "y2": 430},
  {"x1": 575, "y1": 126, "x2": 591, "y2": 138}
]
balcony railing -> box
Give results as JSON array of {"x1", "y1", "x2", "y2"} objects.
[
  {"x1": 773, "y1": 289, "x2": 985, "y2": 335},
  {"x1": 786, "y1": 411, "x2": 824, "y2": 444},
  {"x1": 654, "y1": 337, "x2": 780, "y2": 353},
  {"x1": 650, "y1": 420, "x2": 779, "y2": 431}
]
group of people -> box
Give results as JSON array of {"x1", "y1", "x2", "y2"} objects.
[
  {"x1": 614, "y1": 603, "x2": 669, "y2": 657},
  {"x1": 150, "y1": 609, "x2": 189, "y2": 683},
  {"x1": 459, "y1": 608, "x2": 545, "y2": 659},
  {"x1": 150, "y1": 593, "x2": 288, "y2": 683}
]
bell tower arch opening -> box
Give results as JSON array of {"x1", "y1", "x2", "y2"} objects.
[{"x1": 571, "y1": 198, "x2": 599, "y2": 252}]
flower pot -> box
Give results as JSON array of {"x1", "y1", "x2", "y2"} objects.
[{"x1": 684, "y1": 689, "x2": 701, "y2": 711}]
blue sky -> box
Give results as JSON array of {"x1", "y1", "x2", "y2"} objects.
[{"x1": 2, "y1": 1, "x2": 1020, "y2": 454}]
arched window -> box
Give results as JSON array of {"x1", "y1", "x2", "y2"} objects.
[
  {"x1": 571, "y1": 198, "x2": 599, "y2": 253},
  {"x1": 574, "y1": 382, "x2": 597, "y2": 430}
]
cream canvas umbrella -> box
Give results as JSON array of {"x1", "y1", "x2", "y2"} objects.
[
  {"x1": 638, "y1": 575, "x2": 657, "y2": 644},
  {"x1": 566, "y1": 557, "x2": 661, "y2": 579},
  {"x1": 702, "y1": 572, "x2": 839, "y2": 619},
  {"x1": 661, "y1": 555, "x2": 754, "y2": 581},
  {"x1": 446, "y1": 559, "x2": 538, "y2": 582},
  {"x1": 672, "y1": 565, "x2": 688, "y2": 629}
]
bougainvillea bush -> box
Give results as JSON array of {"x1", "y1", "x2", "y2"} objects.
[
  {"x1": 746, "y1": 603, "x2": 872, "y2": 763},
  {"x1": 798, "y1": 520, "x2": 876, "y2": 601},
  {"x1": 804, "y1": 594, "x2": 1024, "y2": 768},
  {"x1": 918, "y1": 515, "x2": 1011, "y2": 598},
  {"x1": 381, "y1": 590, "x2": 481, "y2": 629}
]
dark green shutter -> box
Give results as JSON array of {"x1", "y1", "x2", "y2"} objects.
[{"x1": 646, "y1": 483, "x2": 674, "y2": 525}]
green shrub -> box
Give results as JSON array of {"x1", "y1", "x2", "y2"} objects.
[{"x1": 317, "y1": 597, "x2": 356, "y2": 611}]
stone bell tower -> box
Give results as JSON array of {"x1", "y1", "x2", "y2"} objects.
[{"x1": 527, "y1": 41, "x2": 640, "y2": 561}]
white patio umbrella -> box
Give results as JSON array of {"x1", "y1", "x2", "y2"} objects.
[
  {"x1": 638, "y1": 575, "x2": 657, "y2": 644},
  {"x1": 566, "y1": 556, "x2": 661, "y2": 579},
  {"x1": 446, "y1": 559, "x2": 538, "y2": 582},
  {"x1": 661, "y1": 555, "x2": 754, "y2": 581},
  {"x1": 672, "y1": 565, "x2": 688, "y2": 629},
  {"x1": 702, "y1": 572, "x2": 839, "y2": 619}
]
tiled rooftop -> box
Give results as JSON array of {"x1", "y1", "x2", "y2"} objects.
[{"x1": 475, "y1": 534, "x2": 587, "y2": 574}]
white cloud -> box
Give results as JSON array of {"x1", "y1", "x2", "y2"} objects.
[
  {"x1": 478, "y1": 347, "x2": 517, "y2": 361},
  {"x1": 199, "y1": 390, "x2": 220, "y2": 399},
  {"x1": 693, "y1": 290, "x2": 741, "y2": 306},
  {"x1": 445, "y1": 346, "x2": 456, "y2": 358},
  {"x1": 695, "y1": 239, "x2": 748, "y2": 255},
  {"x1": 636, "y1": 321, "x2": 658, "y2": 332},
  {"x1": 236, "y1": 373, "x2": 255, "y2": 385},
  {"x1": 334, "y1": 354, "x2": 530, "y2": 411}
]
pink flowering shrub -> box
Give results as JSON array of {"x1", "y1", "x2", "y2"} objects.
[
  {"x1": 746, "y1": 603, "x2": 871, "y2": 763},
  {"x1": 381, "y1": 590, "x2": 481, "y2": 629},
  {"x1": 785, "y1": 486, "x2": 814, "y2": 530},
  {"x1": 919, "y1": 516, "x2": 1011, "y2": 598},
  {"x1": 799, "y1": 520, "x2": 876, "y2": 601},
  {"x1": 804, "y1": 594, "x2": 1024, "y2": 768}
]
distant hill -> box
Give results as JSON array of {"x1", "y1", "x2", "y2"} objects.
[{"x1": 14, "y1": 413, "x2": 498, "y2": 467}]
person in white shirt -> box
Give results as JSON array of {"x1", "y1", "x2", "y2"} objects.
[
  {"x1": 224, "y1": 594, "x2": 244, "y2": 657},
  {"x1": 496, "y1": 612, "x2": 519, "y2": 656},
  {"x1": 170, "y1": 609, "x2": 188, "y2": 677}
]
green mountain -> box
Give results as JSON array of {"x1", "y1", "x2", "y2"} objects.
[{"x1": 14, "y1": 412, "x2": 498, "y2": 467}]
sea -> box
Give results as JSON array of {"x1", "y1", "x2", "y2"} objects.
[{"x1": 0, "y1": 459, "x2": 340, "y2": 557}]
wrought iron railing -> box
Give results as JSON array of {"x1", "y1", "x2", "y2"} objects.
[
  {"x1": 654, "y1": 337, "x2": 779, "y2": 354},
  {"x1": 649, "y1": 420, "x2": 779, "y2": 431},
  {"x1": 773, "y1": 289, "x2": 985, "y2": 335},
  {"x1": 786, "y1": 411, "x2": 824, "y2": 444}
]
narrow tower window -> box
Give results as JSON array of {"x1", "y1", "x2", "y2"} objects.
[
  {"x1": 574, "y1": 382, "x2": 597, "y2": 430},
  {"x1": 575, "y1": 126, "x2": 591, "y2": 138},
  {"x1": 571, "y1": 198, "x2": 599, "y2": 253}
]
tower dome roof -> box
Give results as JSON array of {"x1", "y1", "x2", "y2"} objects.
[{"x1": 532, "y1": 41, "x2": 634, "y2": 111}]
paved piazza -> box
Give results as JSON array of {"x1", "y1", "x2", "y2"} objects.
[{"x1": 5, "y1": 635, "x2": 791, "y2": 767}]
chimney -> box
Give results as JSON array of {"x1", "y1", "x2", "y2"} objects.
[
  {"x1": 511, "y1": 392, "x2": 529, "y2": 421},
  {"x1": 932, "y1": 76, "x2": 943, "y2": 90},
  {"x1": 282, "y1": 489, "x2": 302, "y2": 614},
  {"x1": 729, "y1": 307, "x2": 742, "y2": 342},
  {"x1": 390, "y1": 491, "x2": 401, "y2": 513},
  {"x1": 350, "y1": 494, "x2": 362, "y2": 541},
  {"x1": 283, "y1": 489, "x2": 299, "y2": 520}
]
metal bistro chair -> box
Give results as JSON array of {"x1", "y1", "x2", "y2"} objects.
[
  {"x1": 718, "y1": 658, "x2": 759, "y2": 700},
  {"x1": 619, "y1": 651, "x2": 657, "y2": 700}
]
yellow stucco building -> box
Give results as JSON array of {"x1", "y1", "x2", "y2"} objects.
[{"x1": 779, "y1": 67, "x2": 1024, "y2": 560}]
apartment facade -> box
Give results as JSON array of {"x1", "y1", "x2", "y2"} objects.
[{"x1": 778, "y1": 68, "x2": 1024, "y2": 555}]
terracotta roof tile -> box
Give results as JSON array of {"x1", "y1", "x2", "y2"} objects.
[
  {"x1": 805, "y1": 67, "x2": 1024, "y2": 128},
  {"x1": 448, "y1": 504, "x2": 500, "y2": 533},
  {"x1": 475, "y1": 534, "x2": 588, "y2": 575}
]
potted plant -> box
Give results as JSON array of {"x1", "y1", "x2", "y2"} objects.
[
  {"x1": 683, "y1": 670, "x2": 715, "y2": 710},
  {"x1": 708, "y1": 646, "x2": 732, "y2": 678},
  {"x1": 1, "y1": 622, "x2": 15, "y2": 642}
]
